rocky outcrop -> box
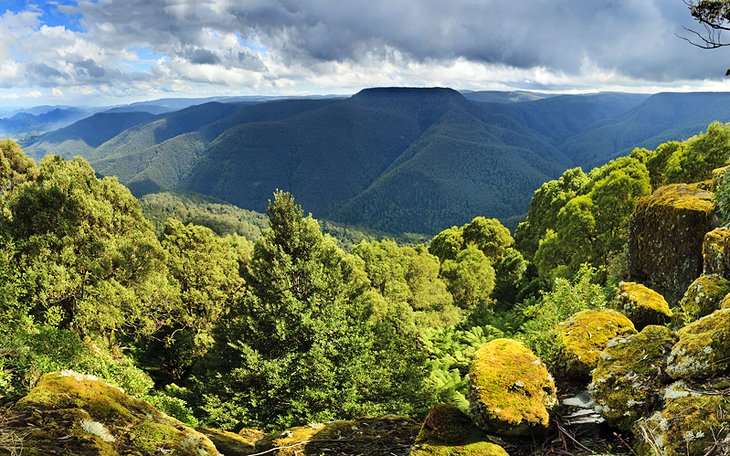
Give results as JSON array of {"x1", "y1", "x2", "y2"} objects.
[
  {"x1": 5, "y1": 370, "x2": 220, "y2": 455},
  {"x1": 703, "y1": 227, "x2": 730, "y2": 277},
  {"x1": 629, "y1": 183, "x2": 718, "y2": 304},
  {"x1": 667, "y1": 308, "x2": 730, "y2": 379},
  {"x1": 634, "y1": 380, "x2": 730, "y2": 455},
  {"x1": 678, "y1": 274, "x2": 730, "y2": 322},
  {"x1": 559, "y1": 309, "x2": 636, "y2": 378},
  {"x1": 410, "y1": 403, "x2": 508, "y2": 456},
  {"x1": 589, "y1": 325, "x2": 676, "y2": 430},
  {"x1": 467, "y1": 338, "x2": 557, "y2": 436},
  {"x1": 611, "y1": 282, "x2": 673, "y2": 329}
]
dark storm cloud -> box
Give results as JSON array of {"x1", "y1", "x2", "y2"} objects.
[{"x1": 67, "y1": 0, "x2": 726, "y2": 82}]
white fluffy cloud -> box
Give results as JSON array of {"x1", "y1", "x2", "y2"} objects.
[{"x1": 1, "y1": 0, "x2": 729, "y2": 106}]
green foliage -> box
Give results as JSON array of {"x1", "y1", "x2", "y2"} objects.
[
  {"x1": 518, "y1": 265, "x2": 608, "y2": 366},
  {"x1": 139, "y1": 219, "x2": 247, "y2": 382},
  {"x1": 714, "y1": 168, "x2": 730, "y2": 221},
  {"x1": 195, "y1": 191, "x2": 435, "y2": 429},
  {"x1": 492, "y1": 249, "x2": 529, "y2": 305},
  {"x1": 429, "y1": 227, "x2": 464, "y2": 262},
  {"x1": 2, "y1": 155, "x2": 168, "y2": 345},
  {"x1": 352, "y1": 239, "x2": 459, "y2": 328},
  {"x1": 441, "y1": 247, "x2": 496, "y2": 310},
  {"x1": 530, "y1": 156, "x2": 650, "y2": 281},
  {"x1": 461, "y1": 217, "x2": 514, "y2": 260},
  {"x1": 0, "y1": 139, "x2": 37, "y2": 195},
  {"x1": 0, "y1": 319, "x2": 153, "y2": 400}
]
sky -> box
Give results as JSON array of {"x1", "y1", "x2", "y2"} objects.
[{"x1": 1, "y1": 0, "x2": 730, "y2": 108}]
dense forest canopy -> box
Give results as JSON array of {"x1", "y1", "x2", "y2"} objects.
[{"x1": 3, "y1": 121, "x2": 730, "y2": 453}]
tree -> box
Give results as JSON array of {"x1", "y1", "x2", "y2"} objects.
[
  {"x1": 683, "y1": 0, "x2": 730, "y2": 50},
  {"x1": 2, "y1": 154, "x2": 168, "y2": 345},
  {"x1": 461, "y1": 217, "x2": 513, "y2": 261},
  {"x1": 440, "y1": 246, "x2": 495, "y2": 310},
  {"x1": 141, "y1": 219, "x2": 247, "y2": 382},
  {"x1": 0, "y1": 139, "x2": 37, "y2": 196},
  {"x1": 197, "y1": 191, "x2": 435, "y2": 429}
]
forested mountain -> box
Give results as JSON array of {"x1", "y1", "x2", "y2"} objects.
[{"x1": 21, "y1": 88, "x2": 730, "y2": 234}]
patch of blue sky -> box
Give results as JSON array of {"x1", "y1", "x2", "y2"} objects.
[
  {"x1": 3, "y1": 1, "x2": 84, "y2": 32},
  {"x1": 122, "y1": 46, "x2": 162, "y2": 72},
  {"x1": 236, "y1": 32, "x2": 267, "y2": 54}
]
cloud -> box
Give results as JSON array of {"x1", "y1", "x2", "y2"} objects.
[{"x1": 1, "y1": 0, "x2": 729, "y2": 106}]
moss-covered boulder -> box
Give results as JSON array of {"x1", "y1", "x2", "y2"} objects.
[
  {"x1": 410, "y1": 404, "x2": 508, "y2": 456},
  {"x1": 199, "y1": 428, "x2": 261, "y2": 455},
  {"x1": 589, "y1": 325, "x2": 677, "y2": 430},
  {"x1": 678, "y1": 274, "x2": 730, "y2": 322},
  {"x1": 667, "y1": 308, "x2": 730, "y2": 379},
  {"x1": 629, "y1": 183, "x2": 718, "y2": 304},
  {"x1": 612, "y1": 282, "x2": 673, "y2": 329},
  {"x1": 467, "y1": 338, "x2": 557, "y2": 436},
  {"x1": 703, "y1": 227, "x2": 730, "y2": 278},
  {"x1": 634, "y1": 381, "x2": 730, "y2": 455},
  {"x1": 722, "y1": 292, "x2": 730, "y2": 309},
  {"x1": 260, "y1": 417, "x2": 421, "y2": 456},
  {"x1": 7, "y1": 370, "x2": 220, "y2": 455},
  {"x1": 409, "y1": 441, "x2": 509, "y2": 456},
  {"x1": 559, "y1": 309, "x2": 637, "y2": 378}
]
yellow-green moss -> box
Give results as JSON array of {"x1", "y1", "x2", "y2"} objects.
[
  {"x1": 199, "y1": 428, "x2": 260, "y2": 455},
  {"x1": 678, "y1": 274, "x2": 730, "y2": 323},
  {"x1": 11, "y1": 371, "x2": 220, "y2": 455},
  {"x1": 262, "y1": 417, "x2": 420, "y2": 455},
  {"x1": 613, "y1": 282, "x2": 673, "y2": 329},
  {"x1": 409, "y1": 441, "x2": 509, "y2": 456},
  {"x1": 667, "y1": 308, "x2": 730, "y2": 379},
  {"x1": 703, "y1": 227, "x2": 730, "y2": 277},
  {"x1": 629, "y1": 183, "x2": 718, "y2": 305},
  {"x1": 646, "y1": 183, "x2": 715, "y2": 212},
  {"x1": 467, "y1": 338, "x2": 556, "y2": 436},
  {"x1": 416, "y1": 404, "x2": 484, "y2": 445},
  {"x1": 559, "y1": 309, "x2": 637, "y2": 378},
  {"x1": 589, "y1": 325, "x2": 677, "y2": 430},
  {"x1": 634, "y1": 385, "x2": 730, "y2": 455},
  {"x1": 722, "y1": 292, "x2": 730, "y2": 309}
]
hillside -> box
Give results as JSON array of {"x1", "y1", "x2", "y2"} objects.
[{"x1": 23, "y1": 88, "x2": 730, "y2": 234}]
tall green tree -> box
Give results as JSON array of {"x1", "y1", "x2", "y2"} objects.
[
  {"x1": 2, "y1": 154, "x2": 168, "y2": 344},
  {"x1": 440, "y1": 246, "x2": 495, "y2": 310},
  {"x1": 198, "y1": 191, "x2": 434, "y2": 429}
]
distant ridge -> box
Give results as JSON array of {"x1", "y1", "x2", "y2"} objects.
[{"x1": 21, "y1": 88, "x2": 730, "y2": 234}]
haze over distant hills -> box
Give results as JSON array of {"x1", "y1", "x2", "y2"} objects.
[{"x1": 17, "y1": 88, "x2": 730, "y2": 234}]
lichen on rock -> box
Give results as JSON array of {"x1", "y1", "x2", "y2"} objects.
[
  {"x1": 467, "y1": 338, "x2": 557, "y2": 436},
  {"x1": 629, "y1": 183, "x2": 719, "y2": 305},
  {"x1": 8, "y1": 371, "x2": 220, "y2": 455},
  {"x1": 703, "y1": 227, "x2": 730, "y2": 278},
  {"x1": 634, "y1": 381, "x2": 730, "y2": 455},
  {"x1": 667, "y1": 308, "x2": 730, "y2": 379},
  {"x1": 612, "y1": 282, "x2": 673, "y2": 330},
  {"x1": 678, "y1": 274, "x2": 730, "y2": 323},
  {"x1": 559, "y1": 309, "x2": 637, "y2": 378},
  {"x1": 589, "y1": 325, "x2": 677, "y2": 430}
]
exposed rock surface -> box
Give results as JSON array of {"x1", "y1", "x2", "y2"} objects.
[
  {"x1": 467, "y1": 338, "x2": 557, "y2": 436},
  {"x1": 3, "y1": 370, "x2": 220, "y2": 455},
  {"x1": 629, "y1": 183, "x2": 718, "y2": 304},
  {"x1": 612, "y1": 281, "x2": 673, "y2": 329},
  {"x1": 667, "y1": 308, "x2": 730, "y2": 379},
  {"x1": 558, "y1": 309, "x2": 636, "y2": 378},
  {"x1": 589, "y1": 325, "x2": 676, "y2": 430},
  {"x1": 703, "y1": 227, "x2": 730, "y2": 277},
  {"x1": 410, "y1": 403, "x2": 508, "y2": 456},
  {"x1": 678, "y1": 274, "x2": 730, "y2": 322}
]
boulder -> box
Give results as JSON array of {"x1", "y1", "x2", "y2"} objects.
[
  {"x1": 467, "y1": 338, "x2": 557, "y2": 436},
  {"x1": 559, "y1": 309, "x2": 636, "y2": 378},
  {"x1": 589, "y1": 325, "x2": 677, "y2": 430},
  {"x1": 410, "y1": 403, "x2": 508, "y2": 456},
  {"x1": 199, "y1": 428, "x2": 261, "y2": 455},
  {"x1": 634, "y1": 381, "x2": 730, "y2": 455},
  {"x1": 629, "y1": 183, "x2": 718, "y2": 304},
  {"x1": 667, "y1": 308, "x2": 730, "y2": 379},
  {"x1": 6, "y1": 370, "x2": 220, "y2": 455},
  {"x1": 703, "y1": 227, "x2": 730, "y2": 277},
  {"x1": 678, "y1": 274, "x2": 730, "y2": 322},
  {"x1": 612, "y1": 282, "x2": 673, "y2": 329},
  {"x1": 259, "y1": 417, "x2": 420, "y2": 456}
]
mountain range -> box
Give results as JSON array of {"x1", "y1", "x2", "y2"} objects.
[{"x1": 18, "y1": 88, "x2": 730, "y2": 234}]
